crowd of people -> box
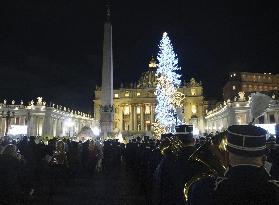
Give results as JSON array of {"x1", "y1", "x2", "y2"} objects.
[
  {"x1": 0, "y1": 124, "x2": 279, "y2": 204},
  {"x1": 0, "y1": 136, "x2": 102, "y2": 204}
]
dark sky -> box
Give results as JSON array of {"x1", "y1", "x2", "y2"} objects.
[{"x1": 1, "y1": 1, "x2": 279, "y2": 113}]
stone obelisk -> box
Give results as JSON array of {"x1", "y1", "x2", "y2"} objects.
[{"x1": 100, "y1": 5, "x2": 113, "y2": 138}]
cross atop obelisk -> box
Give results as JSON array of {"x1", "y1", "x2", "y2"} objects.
[{"x1": 100, "y1": 3, "x2": 113, "y2": 138}]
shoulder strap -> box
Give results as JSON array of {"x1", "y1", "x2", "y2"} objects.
[
  {"x1": 214, "y1": 177, "x2": 228, "y2": 191},
  {"x1": 268, "y1": 180, "x2": 279, "y2": 188}
]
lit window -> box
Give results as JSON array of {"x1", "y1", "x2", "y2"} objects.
[
  {"x1": 233, "y1": 73, "x2": 236, "y2": 76},
  {"x1": 191, "y1": 88, "x2": 196, "y2": 96},
  {"x1": 114, "y1": 93, "x2": 119, "y2": 98},
  {"x1": 136, "y1": 107, "x2": 141, "y2": 114},
  {"x1": 145, "y1": 105, "x2": 151, "y2": 114},
  {"x1": 232, "y1": 86, "x2": 236, "y2": 90},
  {"x1": 125, "y1": 92, "x2": 129, "y2": 97},
  {"x1": 191, "y1": 105, "x2": 197, "y2": 114},
  {"x1": 137, "y1": 92, "x2": 141, "y2": 96},
  {"x1": 123, "y1": 106, "x2": 130, "y2": 115}
]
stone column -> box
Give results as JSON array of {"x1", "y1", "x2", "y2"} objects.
[
  {"x1": 129, "y1": 105, "x2": 133, "y2": 131},
  {"x1": 55, "y1": 118, "x2": 60, "y2": 136},
  {"x1": 150, "y1": 104, "x2": 154, "y2": 124},
  {"x1": 53, "y1": 119, "x2": 57, "y2": 137},
  {"x1": 0, "y1": 118, "x2": 5, "y2": 136},
  {"x1": 60, "y1": 119, "x2": 64, "y2": 137},
  {"x1": 39, "y1": 117, "x2": 44, "y2": 136},
  {"x1": 56, "y1": 118, "x2": 61, "y2": 137},
  {"x1": 42, "y1": 108, "x2": 52, "y2": 137},
  {"x1": 27, "y1": 115, "x2": 33, "y2": 137},
  {"x1": 264, "y1": 112, "x2": 269, "y2": 124},
  {"x1": 119, "y1": 106, "x2": 123, "y2": 131},
  {"x1": 275, "y1": 111, "x2": 279, "y2": 124},
  {"x1": 133, "y1": 105, "x2": 137, "y2": 131},
  {"x1": 33, "y1": 116, "x2": 37, "y2": 136},
  {"x1": 141, "y1": 104, "x2": 144, "y2": 131}
]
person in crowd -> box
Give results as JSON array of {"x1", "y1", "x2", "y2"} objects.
[
  {"x1": 155, "y1": 125, "x2": 205, "y2": 205},
  {"x1": 0, "y1": 144, "x2": 23, "y2": 204},
  {"x1": 267, "y1": 135, "x2": 279, "y2": 179},
  {"x1": 187, "y1": 125, "x2": 279, "y2": 205}
]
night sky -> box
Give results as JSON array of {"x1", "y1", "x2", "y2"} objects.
[{"x1": 1, "y1": 1, "x2": 279, "y2": 113}]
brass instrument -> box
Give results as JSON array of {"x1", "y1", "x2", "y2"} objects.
[
  {"x1": 159, "y1": 135, "x2": 184, "y2": 156},
  {"x1": 184, "y1": 132, "x2": 228, "y2": 202},
  {"x1": 159, "y1": 137, "x2": 171, "y2": 155}
]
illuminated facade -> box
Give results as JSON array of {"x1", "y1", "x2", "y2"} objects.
[
  {"x1": 94, "y1": 57, "x2": 208, "y2": 136},
  {"x1": 223, "y1": 72, "x2": 279, "y2": 100},
  {"x1": 205, "y1": 92, "x2": 279, "y2": 133},
  {"x1": 0, "y1": 97, "x2": 97, "y2": 137}
]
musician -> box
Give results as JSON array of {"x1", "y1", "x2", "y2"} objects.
[
  {"x1": 156, "y1": 125, "x2": 204, "y2": 205},
  {"x1": 187, "y1": 125, "x2": 279, "y2": 205},
  {"x1": 267, "y1": 136, "x2": 279, "y2": 179}
]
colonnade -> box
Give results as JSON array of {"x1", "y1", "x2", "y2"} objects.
[{"x1": 117, "y1": 103, "x2": 155, "y2": 132}]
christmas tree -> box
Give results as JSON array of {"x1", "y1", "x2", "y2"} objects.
[{"x1": 155, "y1": 32, "x2": 181, "y2": 133}]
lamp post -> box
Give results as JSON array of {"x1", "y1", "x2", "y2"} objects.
[{"x1": 1, "y1": 110, "x2": 15, "y2": 136}]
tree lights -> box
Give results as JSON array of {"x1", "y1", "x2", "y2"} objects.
[{"x1": 154, "y1": 32, "x2": 182, "y2": 135}]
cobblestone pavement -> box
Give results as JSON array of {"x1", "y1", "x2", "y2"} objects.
[{"x1": 36, "y1": 166, "x2": 147, "y2": 205}]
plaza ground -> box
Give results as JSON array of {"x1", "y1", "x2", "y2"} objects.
[{"x1": 34, "y1": 165, "x2": 146, "y2": 205}]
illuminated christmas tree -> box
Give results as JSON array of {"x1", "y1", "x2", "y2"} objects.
[{"x1": 155, "y1": 32, "x2": 182, "y2": 134}]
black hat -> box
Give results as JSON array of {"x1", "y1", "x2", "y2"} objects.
[
  {"x1": 175, "y1": 124, "x2": 193, "y2": 142},
  {"x1": 227, "y1": 125, "x2": 267, "y2": 157}
]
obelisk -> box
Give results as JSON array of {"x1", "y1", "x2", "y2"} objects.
[{"x1": 100, "y1": 5, "x2": 113, "y2": 138}]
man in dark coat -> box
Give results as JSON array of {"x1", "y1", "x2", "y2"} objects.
[
  {"x1": 155, "y1": 125, "x2": 203, "y2": 205},
  {"x1": 187, "y1": 125, "x2": 279, "y2": 205}
]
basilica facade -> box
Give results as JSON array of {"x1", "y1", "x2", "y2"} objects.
[{"x1": 94, "y1": 57, "x2": 208, "y2": 136}]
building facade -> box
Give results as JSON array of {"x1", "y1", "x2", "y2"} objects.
[
  {"x1": 223, "y1": 72, "x2": 279, "y2": 101},
  {"x1": 0, "y1": 97, "x2": 98, "y2": 138},
  {"x1": 94, "y1": 58, "x2": 208, "y2": 136},
  {"x1": 205, "y1": 92, "x2": 279, "y2": 133}
]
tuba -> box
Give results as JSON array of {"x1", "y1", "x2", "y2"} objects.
[{"x1": 184, "y1": 131, "x2": 228, "y2": 202}]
